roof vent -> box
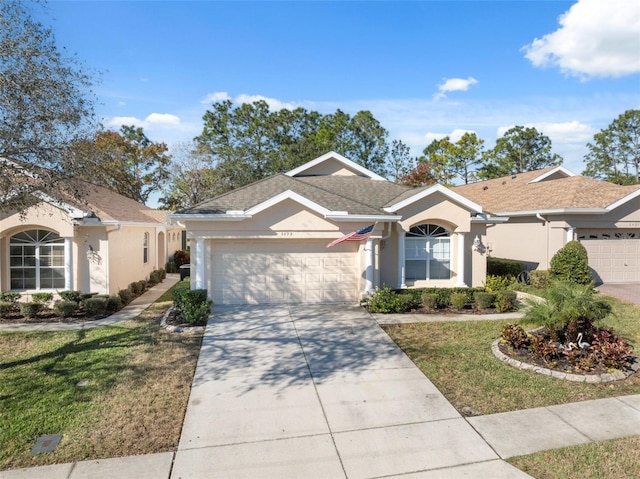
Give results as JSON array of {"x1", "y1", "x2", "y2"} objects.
[
  {"x1": 483, "y1": 186, "x2": 488, "y2": 190},
  {"x1": 502, "y1": 181, "x2": 506, "y2": 185},
  {"x1": 511, "y1": 175, "x2": 517, "y2": 179}
]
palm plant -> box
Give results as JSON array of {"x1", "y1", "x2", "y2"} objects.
[{"x1": 524, "y1": 281, "x2": 612, "y2": 343}]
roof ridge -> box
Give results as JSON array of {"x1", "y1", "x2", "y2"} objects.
[{"x1": 294, "y1": 175, "x2": 406, "y2": 213}]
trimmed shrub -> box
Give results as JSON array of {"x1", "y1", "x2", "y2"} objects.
[
  {"x1": 159, "y1": 268, "x2": 167, "y2": 280},
  {"x1": 59, "y1": 290, "x2": 83, "y2": 303},
  {"x1": 484, "y1": 275, "x2": 515, "y2": 293},
  {"x1": 474, "y1": 291, "x2": 495, "y2": 310},
  {"x1": 173, "y1": 288, "x2": 212, "y2": 324},
  {"x1": 84, "y1": 297, "x2": 108, "y2": 316},
  {"x1": 549, "y1": 240, "x2": 592, "y2": 285},
  {"x1": 421, "y1": 293, "x2": 438, "y2": 310},
  {"x1": 495, "y1": 290, "x2": 517, "y2": 312},
  {"x1": 165, "y1": 261, "x2": 178, "y2": 274},
  {"x1": 487, "y1": 257, "x2": 523, "y2": 277},
  {"x1": 0, "y1": 301, "x2": 16, "y2": 317},
  {"x1": 529, "y1": 270, "x2": 549, "y2": 290},
  {"x1": 54, "y1": 301, "x2": 78, "y2": 318},
  {"x1": 104, "y1": 295, "x2": 122, "y2": 313},
  {"x1": 0, "y1": 292, "x2": 21, "y2": 303},
  {"x1": 31, "y1": 292, "x2": 53, "y2": 304},
  {"x1": 20, "y1": 302, "x2": 44, "y2": 319},
  {"x1": 129, "y1": 281, "x2": 145, "y2": 295},
  {"x1": 118, "y1": 288, "x2": 133, "y2": 305},
  {"x1": 450, "y1": 292, "x2": 468, "y2": 310},
  {"x1": 173, "y1": 250, "x2": 190, "y2": 268},
  {"x1": 149, "y1": 269, "x2": 163, "y2": 285}
]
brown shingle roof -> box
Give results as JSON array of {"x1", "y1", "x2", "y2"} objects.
[
  {"x1": 180, "y1": 174, "x2": 417, "y2": 216},
  {"x1": 452, "y1": 168, "x2": 640, "y2": 214}
]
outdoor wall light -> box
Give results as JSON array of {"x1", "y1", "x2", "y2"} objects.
[{"x1": 472, "y1": 235, "x2": 485, "y2": 253}]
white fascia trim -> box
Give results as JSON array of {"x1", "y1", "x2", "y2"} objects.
[
  {"x1": 246, "y1": 190, "x2": 333, "y2": 216},
  {"x1": 170, "y1": 213, "x2": 251, "y2": 222},
  {"x1": 470, "y1": 214, "x2": 510, "y2": 223},
  {"x1": 326, "y1": 214, "x2": 402, "y2": 222},
  {"x1": 384, "y1": 183, "x2": 483, "y2": 213},
  {"x1": 495, "y1": 208, "x2": 607, "y2": 217},
  {"x1": 606, "y1": 188, "x2": 640, "y2": 211},
  {"x1": 32, "y1": 191, "x2": 90, "y2": 219},
  {"x1": 528, "y1": 166, "x2": 576, "y2": 183},
  {"x1": 285, "y1": 151, "x2": 387, "y2": 181}
]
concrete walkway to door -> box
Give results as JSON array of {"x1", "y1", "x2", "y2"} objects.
[{"x1": 171, "y1": 304, "x2": 529, "y2": 478}]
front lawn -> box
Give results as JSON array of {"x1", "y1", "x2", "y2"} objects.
[
  {"x1": 0, "y1": 295, "x2": 203, "y2": 470},
  {"x1": 382, "y1": 296, "x2": 640, "y2": 416}
]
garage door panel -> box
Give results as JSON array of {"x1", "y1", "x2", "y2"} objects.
[
  {"x1": 580, "y1": 231, "x2": 640, "y2": 283},
  {"x1": 212, "y1": 241, "x2": 359, "y2": 304}
]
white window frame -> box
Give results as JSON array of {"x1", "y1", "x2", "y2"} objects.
[
  {"x1": 405, "y1": 224, "x2": 451, "y2": 281},
  {"x1": 143, "y1": 232, "x2": 149, "y2": 264},
  {"x1": 9, "y1": 229, "x2": 66, "y2": 290}
]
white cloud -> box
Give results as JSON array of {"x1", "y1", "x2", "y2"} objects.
[
  {"x1": 200, "y1": 91, "x2": 231, "y2": 105},
  {"x1": 423, "y1": 128, "x2": 476, "y2": 144},
  {"x1": 145, "y1": 113, "x2": 181, "y2": 126},
  {"x1": 434, "y1": 77, "x2": 478, "y2": 100},
  {"x1": 235, "y1": 94, "x2": 296, "y2": 111},
  {"x1": 106, "y1": 113, "x2": 181, "y2": 130},
  {"x1": 523, "y1": 0, "x2": 640, "y2": 78},
  {"x1": 496, "y1": 121, "x2": 594, "y2": 145}
]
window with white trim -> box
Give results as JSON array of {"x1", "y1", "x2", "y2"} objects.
[
  {"x1": 143, "y1": 232, "x2": 149, "y2": 264},
  {"x1": 9, "y1": 229, "x2": 65, "y2": 290},
  {"x1": 405, "y1": 224, "x2": 451, "y2": 281}
]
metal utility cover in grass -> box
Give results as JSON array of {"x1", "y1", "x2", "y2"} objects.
[{"x1": 30, "y1": 434, "x2": 63, "y2": 454}]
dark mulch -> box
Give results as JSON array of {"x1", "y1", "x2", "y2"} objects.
[{"x1": 0, "y1": 311, "x2": 107, "y2": 324}]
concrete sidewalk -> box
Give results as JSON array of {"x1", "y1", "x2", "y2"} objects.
[
  {"x1": 0, "y1": 274, "x2": 180, "y2": 333},
  {"x1": 2, "y1": 302, "x2": 640, "y2": 478}
]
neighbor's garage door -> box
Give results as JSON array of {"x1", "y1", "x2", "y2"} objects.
[
  {"x1": 579, "y1": 230, "x2": 640, "y2": 283},
  {"x1": 212, "y1": 240, "x2": 359, "y2": 304}
]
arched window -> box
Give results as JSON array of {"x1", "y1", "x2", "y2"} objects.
[
  {"x1": 10, "y1": 229, "x2": 65, "y2": 290},
  {"x1": 405, "y1": 224, "x2": 451, "y2": 281},
  {"x1": 143, "y1": 232, "x2": 149, "y2": 264}
]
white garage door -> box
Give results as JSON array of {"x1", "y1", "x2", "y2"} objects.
[
  {"x1": 212, "y1": 240, "x2": 359, "y2": 304},
  {"x1": 579, "y1": 231, "x2": 640, "y2": 283}
]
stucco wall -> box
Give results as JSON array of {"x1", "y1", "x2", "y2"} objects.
[{"x1": 106, "y1": 225, "x2": 158, "y2": 294}]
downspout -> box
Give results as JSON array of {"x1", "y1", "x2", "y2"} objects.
[{"x1": 536, "y1": 213, "x2": 550, "y2": 268}]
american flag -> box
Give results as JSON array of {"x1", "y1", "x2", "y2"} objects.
[{"x1": 327, "y1": 224, "x2": 374, "y2": 248}]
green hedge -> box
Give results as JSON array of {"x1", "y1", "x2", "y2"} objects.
[
  {"x1": 395, "y1": 287, "x2": 485, "y2": 309},
  {"x1": 173, "y1": 288, "x2": 212, "y2": 324},
  {"x1": 549, "y1": 240, "x2": 592, "y2": 285},
  {"x1": 487, "y1": 257, "x2": 523, "y2": 277}
]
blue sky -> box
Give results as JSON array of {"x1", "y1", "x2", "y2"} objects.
[{"x1": 41, "y1": 0, "x2": 639, "y2": 180}]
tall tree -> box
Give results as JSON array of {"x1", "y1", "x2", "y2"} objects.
[
  {"x1": 583, "y1": 109, "x2": 640, "y2": 185},
  {"x1": 478, "y1": 126, "x2": 562, "y2": 179},
  {"x1": 454, "y1": 132, "x2": 485, "y2": 184},
  {"x1": 344, "y1": 111, "x2": 389, "y2": 176},
  {"x1": 422, "y1": 137, "x2": 458, "y2": 185},
  {"x1": 0, "y1": 1, "x2": 96, "y2": 212},
  {"x1": 71, "y1": 126, "x2": 171, "y2": 204},
  {"x1": 159, "y1": 141, "x2": 221, "y2": 211},
  {"x1": 388, "y1": 139, "x2": 414, "y2": 182}
]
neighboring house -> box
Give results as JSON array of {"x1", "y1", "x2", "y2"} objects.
[
  {"x1": 0, "y1": 181, "x2": 184, "y2": 296},
  {"x1": 453, "y1": 166, "x2": 640, "y2": 284},
  {"x1": 173, "y1": 153, "x2": 640, "y2": 306}
]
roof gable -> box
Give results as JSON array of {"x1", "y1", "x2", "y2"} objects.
[
  {"x1": 285, "y1": 151, "x2": 387, "y2": 181},
  {"x1": 385, "y1": 183, "x2": 483, "y2": 214}
]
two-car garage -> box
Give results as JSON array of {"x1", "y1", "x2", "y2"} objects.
[
  {"x1": 210, "y1": 240, "x2": 360, "y2": 305},
  {"x1": 579, "y1": 230, "x2": 640, "y2": 283}
]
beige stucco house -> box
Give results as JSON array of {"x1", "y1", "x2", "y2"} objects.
[
  {"x1": 0, "y1": 181, "x2": 184, "y2": 296},
  {"x1": 453, "y1": 166, "x2": 640, "y2": 284},
  {"x1": 173, "y1": 153, "x2": 640, "y2": 305}
]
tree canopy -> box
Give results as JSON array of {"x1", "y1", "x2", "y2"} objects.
[
  {"x1": 0, "y1": 1, "x2": 96, "y2": 212},
  {"x1": 70, "y1": 126, "x2": 171, "y2": 204},
  {"x1": 583, "y1": 109, "x2": 640, "y2": 185},
  {"x1": 477, "y1": 126, "x2": 562, "y2": 180}
]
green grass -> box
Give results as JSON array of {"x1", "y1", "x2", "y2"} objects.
[
  {"x1": 383, "y1": 295, "x2": 640, "y2": 477},
  {"x1": 508, "y1": 435, "x2": 640, "y2": 479},
  {"x1": 0, "y1": 288, "x2": 202, "y2": 470},
  {"x1": 382, "y1": 296, "x2": 640, "y2": 415}
]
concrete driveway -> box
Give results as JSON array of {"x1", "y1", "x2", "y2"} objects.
[
  {"x1": 171, "y1": 304, "x2": 530, "y2": 479},
  {"x1": 597, "y1": 283, "x2": 640, "y2": 305}
]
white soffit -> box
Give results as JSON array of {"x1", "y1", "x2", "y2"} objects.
[
  {"x1": 385, "y1": 183, "x2": 483, "y2": 213},
  {"x1": 606, "y1": 188, "x2": 640, "y2": 211},
  {"x1": 285, "y1": 151, "x2": 387, "y2": 181}
]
